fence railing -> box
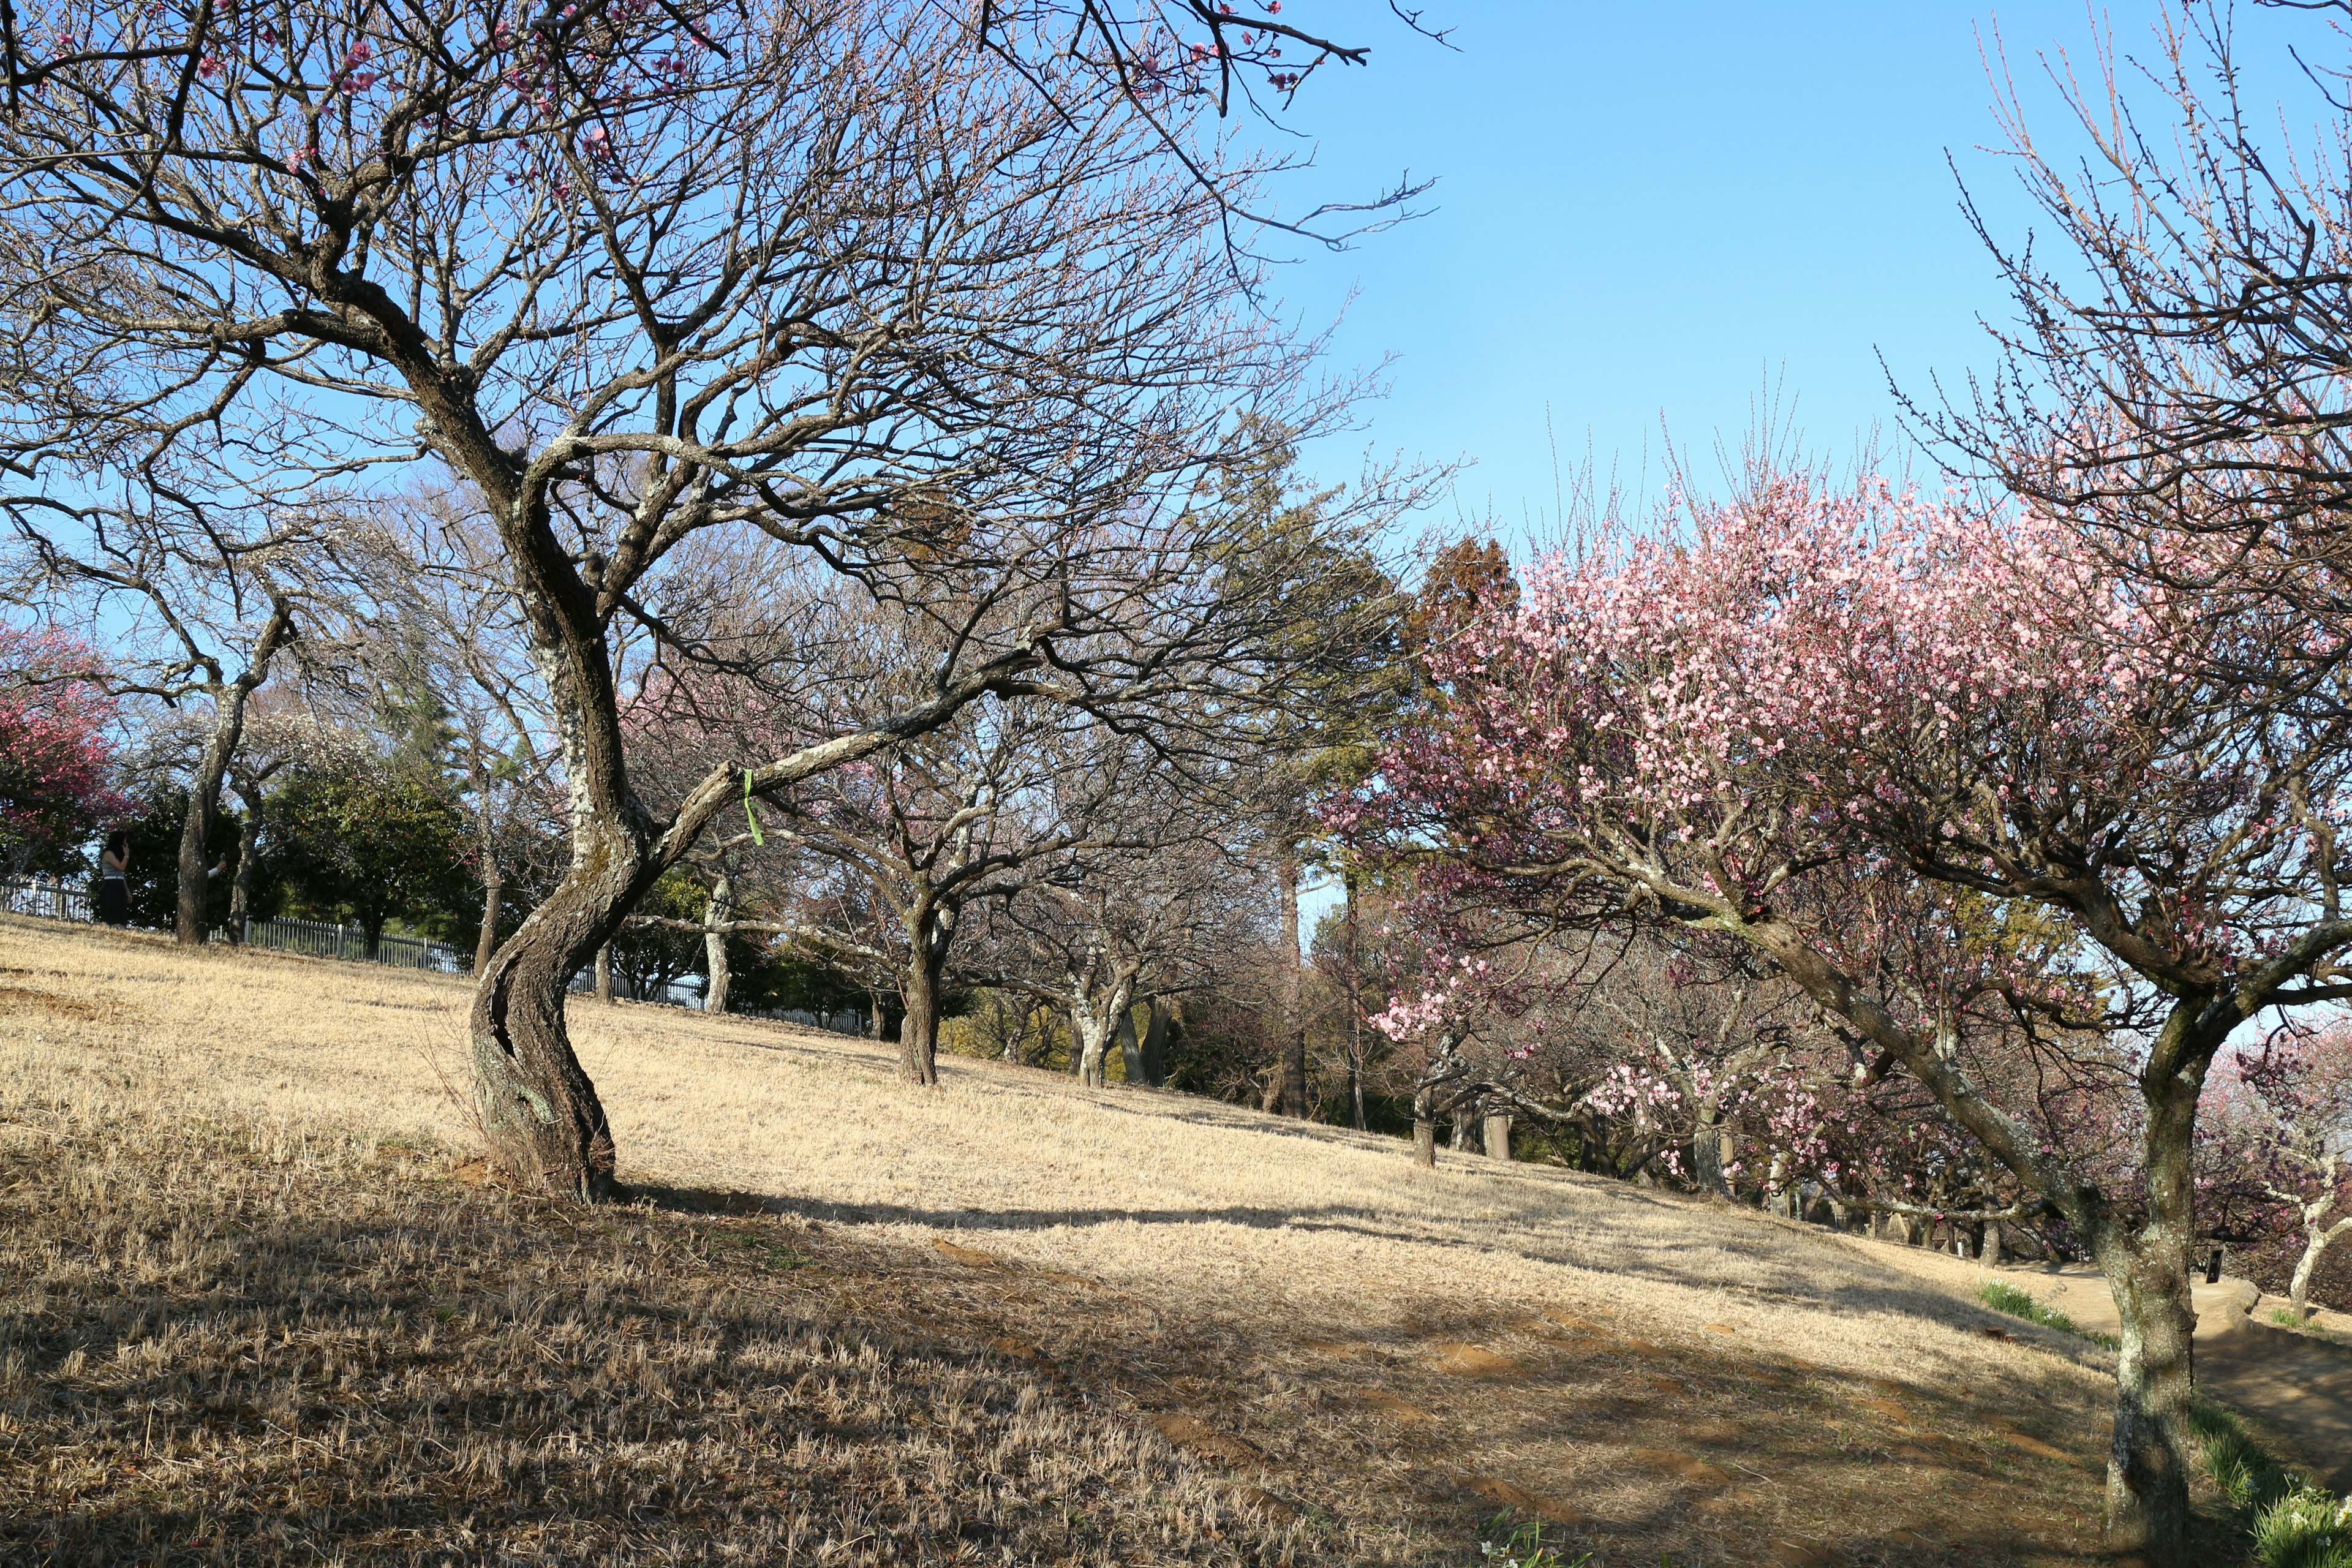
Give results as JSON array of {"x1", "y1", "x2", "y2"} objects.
[
  {"x1": 0, "y1": 876, "x2": 91, "y2": 924},
  {"x1": 220, "y1": 914, "x2": 472, "y2": 973}
]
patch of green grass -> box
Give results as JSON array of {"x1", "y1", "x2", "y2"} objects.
[
  {"x1": 2190, "y1": 1396, "x2": 2352, "y2": 1566},
  {"x1": 2250, "y1": 1488, "x2": 2352, "y2": 1568},
  {"x1": 2188, "y1": 1397, "x2": 2299, "y2": 1515},
  {"x1": 720, "y1": 1232, "x2": 810, "y2": 1270},
  {"x1": 1474, "y1": 1515, "x2": 1592, "y2": 1567},
  {"x1": 2274, "y1": 1307, "x2": 2312, "y2": 1329},
  {"x1": 1978, "y1": 1280, "x2": 2122, "y2": 1348}
]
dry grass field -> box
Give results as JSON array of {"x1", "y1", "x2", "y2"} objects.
[{"x1": 0, "y1": 914, "x2": 2245, "y2": 1566}]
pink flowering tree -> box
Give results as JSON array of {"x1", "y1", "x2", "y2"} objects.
[
  {"x1": 0, "y1": 628, "x2": 128, "y2": 874},
  {"x1": 1350, "y1": 471, "x2": 2352, "y2": 1561}
]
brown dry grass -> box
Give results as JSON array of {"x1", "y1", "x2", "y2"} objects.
[{"x1": 0, "y1": 916, "x2": 2239, "y2": 1565}]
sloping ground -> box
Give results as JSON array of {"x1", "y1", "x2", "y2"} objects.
[
  {"x1": 1868, "y1": 1247, "x2": 2352, "y2": 1493},
  {"x1": 0, "y1": 916, "x2": 2240, "y2": 1565}
]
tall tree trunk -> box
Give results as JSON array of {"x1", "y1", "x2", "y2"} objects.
[
  {"x1": 702, "y1": 864, "x2": 734, "y2": 1015},
  {"x1": 1071, "y1": 973, "x2": 1131, "y2": 1089},
  {"x1": 470, "y1": 815, "x2": 649, "y2": 1202},
  {"x1": 176, "y1": 601, "x2": 295, "y2": 947},
  {"x1": 475, "y1": 878, "x2": 504, "y2": 976},
  {"x1": 2087, "y1": 1048, "x2": 2209, "y2": 1567},
  {"x1": 1275, "y1": 845, "x2": 1307, "y2": 1116},
  {"x1": 470, "y1": 755, "x2": 503, "y2": 976}
]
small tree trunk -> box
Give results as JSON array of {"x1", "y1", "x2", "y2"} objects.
[
  {"x1": 702, "y1": 866, "x2": 734, "y2": 1015},
  {"x1": 1275, "y1": 844, "x2": 1307, "y2": 1117},
  {"x1": 595, "y1": 945, "x2": 613, "y2": 1003},
  {"x1": 475, "y1": 878, "x2": 504, "y2": 976},
  {"x1": 1413, "y1": 1119, "x2": 1436, "y2": 1167},
  {"x1": 1690, "y1": 1099, "x2": 1731, "y2": 1196},
  {"x1": 899, "y1": 959, "x2": 940, "y2": 1084},
  {"x1": 1140, "y1": 997, "x2": 1169, "y2": 1087},
  {"x1": 2290, "y1": 1240, "x2": 2321, "y2": 1321},
  {"x1": 1985, "y1": 1220, "x2": 2005, "y2": 1268},
  {"x1": 227, "y1": 793, "x2": 263, "y2": 945},
  {"x1": 1072, "y1": 974, "x2": 1130, "y2": 1089},
  {"x1": 1344, "y1": 868, "x2": 1366, "y2": 1130},
  {"x1": 1484, "y1": 1114, "x2": 1512, "y2": 1161},
  {"x1": 1117, "y1": 1005, "x2": 1146, "y2": 1086},
  {"x1": 1450, "y1": 1106, "x2": 1470, "y2": 1150},
  {"x1": 2288, "y1": 1209, "x2": 2351, "y2": 1321}
]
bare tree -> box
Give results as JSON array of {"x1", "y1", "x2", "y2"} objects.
[
  {"x1": 992, "y1": 794, "x2": 1266, "y2": 1087},
  {"x1": 0, "y1": 497, "x2": 327, "y2": 943},
  {"x1": 0, "y1": 1, "x2": 1373, "y2": 1197},
  {"x1": 342, "y1": 503, "x2": 568, "y2": 973}
]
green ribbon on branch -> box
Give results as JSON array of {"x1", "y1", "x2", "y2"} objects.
[{"x1": 742, "y1": 769, "x2": 765, "y2": 846}]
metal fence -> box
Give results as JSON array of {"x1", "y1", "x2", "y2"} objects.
[
  {"x1": 0, "y1": 876, "x2": 91, "y2": 924},
  {"x1": 219, "y1": 914, "x2": 473, "y2": 973}
]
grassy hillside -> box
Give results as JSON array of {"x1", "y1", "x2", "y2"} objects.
[{"x1": 0, "y1": 915, "x2": 2229, "y2": 1565}]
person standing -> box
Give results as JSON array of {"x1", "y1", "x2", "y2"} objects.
[{"x1": 97, "y1": 831, "x2": 130, "y2": 926}]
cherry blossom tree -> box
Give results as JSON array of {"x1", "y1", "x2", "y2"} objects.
[
  {"x1": 1350, "y1": 472, "x2": 2352, "y2": 1562},
  {"x1": 0, "y1": 627, "x2": 127, "y2": 873}
]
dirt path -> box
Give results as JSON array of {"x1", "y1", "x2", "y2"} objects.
[{"x1": 1856, "y1": 1238, "x2": 2352, "y2": 1492}]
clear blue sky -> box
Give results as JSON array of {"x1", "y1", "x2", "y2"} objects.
[
  {"x1": 1274, "y1": 0, "x2": 2325, "y2": 940},
  {"x1": 1256, "y1": 1, "x2": 2313, "y2": 547}
]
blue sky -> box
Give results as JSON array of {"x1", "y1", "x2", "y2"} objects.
[
  {"x1": 1272, "y1": 0, "x2": 2324, "y2": 937},
  {"x1": 1255, "y1": 1, "x2": 2313, "y2": 548}
]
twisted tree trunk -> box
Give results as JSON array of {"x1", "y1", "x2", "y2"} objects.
[{"x1": 472, "y1": 815, "x2": 646, "y2": 1201}]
